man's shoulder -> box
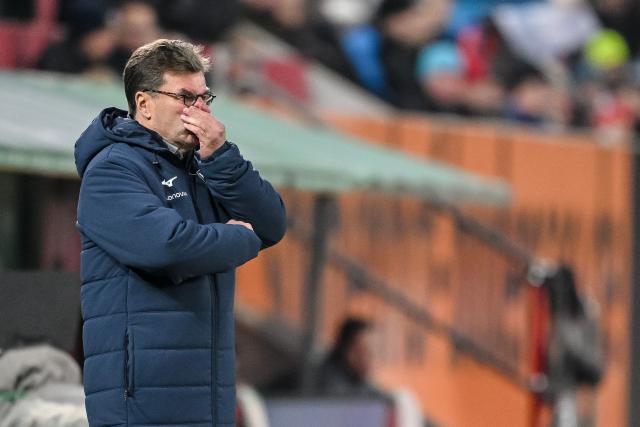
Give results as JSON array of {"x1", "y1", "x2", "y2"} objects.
[{"x1": 86, "y1": 142, "x2": 148, "y2": 174}]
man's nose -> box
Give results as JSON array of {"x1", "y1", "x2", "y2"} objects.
[{"x1": 194, "y1": 96, "x2": 208, "y2": 111}]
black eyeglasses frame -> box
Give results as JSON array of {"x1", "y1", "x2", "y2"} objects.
[{"x1": 143, "y1": 89, "x2": 216, "y2": 106}]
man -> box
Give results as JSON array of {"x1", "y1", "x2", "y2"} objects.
[{"x1": 75, "y1": 39, "x2": 286, "y2": 427}]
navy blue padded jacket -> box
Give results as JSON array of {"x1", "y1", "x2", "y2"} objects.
[{"x1": 75, "y1": 108, "x2": 286, "y2": 427}]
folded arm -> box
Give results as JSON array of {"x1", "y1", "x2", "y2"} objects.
[
  {"x1": 77, "y1": 155, "x2": 262, "y2": 283},
  {"x1": 198, "y1": 142, "x2": 287, "y2": 249}
]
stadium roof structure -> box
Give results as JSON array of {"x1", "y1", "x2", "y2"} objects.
[{"x1": 0, "y1": 71, "x2": 510, "y2": 206}]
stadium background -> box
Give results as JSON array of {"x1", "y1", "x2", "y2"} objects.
[{"x1": 0, "y1": 0, "x2": 638, "y2": 426}]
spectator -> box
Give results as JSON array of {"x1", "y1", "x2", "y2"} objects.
[
  {"x1": 544, "y1": 266, "x2": 604, "y2": 427},
  {"x1": 39, "y1": 1, "x2": 163, "y2": 78},
  {"x1": 56, "y1": 0, "x2": 118, "y2": 29},
  {"x1": 107, "y1": 1, "x2": 163, "y2": 74},
  {"x1": 571, "y1": 29, "x2": 637, "y2": 134},
  {"x1": 415, "y1": 40, "x2": 469, "y2": 115},
  {"x1": 37, "y1": 12, "x2": 118, "y2": 79},
  {"x1": 464, "y1": 76, "x2": 506, "y2": 117},
  {"x1": 147, "y1": 0, "x2": 241, "y2": 43},
  {"x1": 455, "y1": 19, "x2": 526, "y2": 117},
  {"x1": 375, "y1": 0, "x2": 451, "y2": 108},
  {"x1": 240, "y1": 0, "x2": 357, "y2": 81},
  {"x1": 314, "y1": 0, "x2": 451, "y2": 108},
  {"x1": 505, "y1": 72, "x2": 553, "y2": 125},
  {"x1": 316, "y1": 317, "x2": 387, "y2": 398}
]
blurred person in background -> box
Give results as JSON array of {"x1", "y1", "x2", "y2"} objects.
[
  {"x1": 107, "y1": 1, "x2": 163, "y2": 73},
  {"x1": 376, "y1": 0, "x2": 451, "y2": 108},
  {"x1": 571, "y1": 28, "x2": 638, "y2": 136},
  {"x1": 241, "y1": 0, "x2": 307, "y2": 37},
  {"x1": 37, "y1": 2, "x2": 118, "y2": 78},
  {"x1": 464, "y1": 75, "x2": 506, "y2": 118},
  {"x1": 414, "y1": 40, "x2": 470, "y2": 115},
  {"x1": 37, "y1": 14, "x2": 117, "y2": 79},
  {"x1": 505, "y1": 72, "x2": 554, "y2": 125},
  {"x1": 241, "y1": 0, "x2": 361, "y2": 82},
  {"x1": 544, "y1": 266, "x2": 604, "y2": 427},
  {"x1": 454, "y1": 18, "x2": 529, "y2": 118},
  {"x1": 146, "y1": 0, "x2": 241, "y2": 43},
  {"x1": 39, "y1": 0, "x2": 163, "y2": 77},
  {"x1": 74, "y1": 39, "x2": 286, "y2": 427},
  {"x1": 59, "y1": 0, "x2": 238, "y2": 45},
  {"x1": 316, "y1": 316, "x2": 388, "y2": 398},
  {"x1": 329, "y1": 0, "x2": 451, "y2": 108}
]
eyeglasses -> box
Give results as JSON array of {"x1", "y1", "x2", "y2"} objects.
[{"x1": 144, "y1": 89, "x2": 216, "y2": 106}]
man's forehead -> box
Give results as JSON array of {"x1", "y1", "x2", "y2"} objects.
[{"x1": 161, "y1": 71, "x2": 207, "y2": 90}]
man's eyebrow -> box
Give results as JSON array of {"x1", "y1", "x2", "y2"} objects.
[{"x1": 178, "y1": 88, "x2": 211, "y2": 95}]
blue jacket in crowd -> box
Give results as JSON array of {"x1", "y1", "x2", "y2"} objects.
[{"x1": 75, "y1": 108, "x2": 286, "y2": 427}]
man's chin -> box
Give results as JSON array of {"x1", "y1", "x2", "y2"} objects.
[
  {"x1": 187, "y1": 132, "x2": 200, "y2": 146},
  {"x1": 175, "y1": 134, "x2": 199, "y2": 149}
]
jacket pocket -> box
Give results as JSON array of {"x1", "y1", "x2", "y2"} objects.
[{"x1": 124, "y1": 331, "x2": 135, "y2": 398}]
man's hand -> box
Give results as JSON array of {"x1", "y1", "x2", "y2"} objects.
[
  {"x1": 227, "y1": 219, "x2": 254, "y2": 232},
  {"x1": 180, "y1": 105, "x2": 226, "y2": 158}
]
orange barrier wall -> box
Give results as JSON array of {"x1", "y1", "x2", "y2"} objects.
[{"x1": 236, "y1": 114, "x2": 632, "y2": 427}]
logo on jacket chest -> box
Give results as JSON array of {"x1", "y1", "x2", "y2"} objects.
[
  {"x1": 160, "y1": 175, "x2": 190, "y2": 201},
  {"x1": 162, "y1": 176, "x2": 178, "y2": 187}
]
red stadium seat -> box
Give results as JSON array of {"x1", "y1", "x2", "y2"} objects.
[{"x1": 0, "y1": 0, "x2": 59, "y2": 69}]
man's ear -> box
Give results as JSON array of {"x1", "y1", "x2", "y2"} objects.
[{"x1": 135, "y1": 91, "x2": 152, "y2": 120}]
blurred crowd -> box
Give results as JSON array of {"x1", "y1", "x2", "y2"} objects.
[
  {"x1": 4, "y1": 0, "x2": 640, "y2": 135},
  {"x1": 247, "y1": 0, "x2": 640, "y2": 137},
  {"x1": 34, "y1": 0, "x2": 239, "y2": 79}
]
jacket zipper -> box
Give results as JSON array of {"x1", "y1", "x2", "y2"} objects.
[
  {"x1": 124, "y1": 331, "x2": 134, "y2": 399},
  {"x1": 124, "y1": 333, "x2": 130, "y2": 400},
  {"x1": 191, "y1": 161, "x2": 216, "y2": 423}
]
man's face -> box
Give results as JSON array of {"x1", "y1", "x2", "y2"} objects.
[{"x1": 142, "y1": 71, "x2": 209, "y2": 149}]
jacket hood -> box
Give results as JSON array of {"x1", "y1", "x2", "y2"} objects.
[{"x1": 75, "y1": 107, "x2": 168, "y2": 177}]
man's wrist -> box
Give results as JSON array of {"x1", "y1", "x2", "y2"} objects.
[{"x1": 199, "y1": 140, "x2": 230, "y2": 160}]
